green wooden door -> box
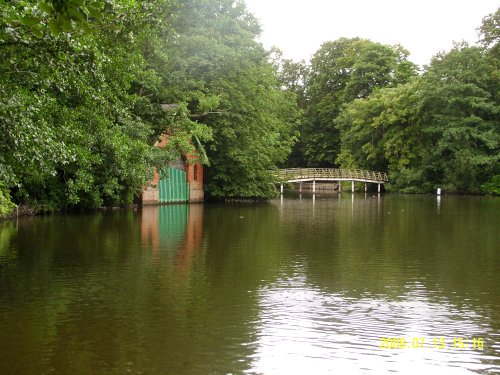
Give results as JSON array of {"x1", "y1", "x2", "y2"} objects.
[{"x1": 159, "y1": 167, "x2": 189, "y2": 203}]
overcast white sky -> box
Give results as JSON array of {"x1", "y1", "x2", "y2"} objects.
[{"x1": 243, "y1": 0, "x2": 498, "y2": 68}]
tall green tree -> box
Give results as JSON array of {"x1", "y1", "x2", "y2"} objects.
[
  {"x1": 336, "y1": 81, "x2": 422, "y2": 176},
  {"x1": 302, "y1": 38, "x2": 417, "y2": 166},
  {"x1": 479, "y1": 7, "x2": 500, "y2": 58},
  {"x1": 161, "y1": 0, "x2": 299, "y2": 199},
  {"x1": 335, "y1": 42, "x2": 499, "y2": 194},
  {"x1": 417, "y1": 44, "x2": 499, "y2": 193},
  {"x1": 0, "y1": 0, "x2": 210, "y2": 212},
  {"x1": 268, "y1": 48, "x2": 308, "y2": 167}
]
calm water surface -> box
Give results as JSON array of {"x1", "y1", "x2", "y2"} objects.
[{"x1": 0, "y1": 194, "x2": 499, "y2": 374}]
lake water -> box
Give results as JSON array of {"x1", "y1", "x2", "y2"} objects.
[{"x1": 0, "y1": 194, "x2": 499, "y2": 374}]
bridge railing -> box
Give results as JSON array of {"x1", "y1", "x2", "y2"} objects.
[{"x1": 275, "y1": 168, "x2": 388, "y2": 182}]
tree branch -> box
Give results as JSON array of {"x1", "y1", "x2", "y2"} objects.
[
  {"x1": 0, "y1": 41, "x2": 31, "y2": 48},
  {"x1": 189, "y1": 110, "x2": 229, "y2": 119}
]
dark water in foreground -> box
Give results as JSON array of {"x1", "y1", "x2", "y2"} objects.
[{"x1": 0, "y1": 194, "x2": 499, "y2": 374}]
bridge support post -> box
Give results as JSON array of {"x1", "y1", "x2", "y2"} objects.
[
  {"x1": 312, "y1": 179, "x2": 316, "y2": 193},
  {"x1": 365, "y1": 183, "x2": 367, "y2": 192},
  {"x1": 280, "y1": 184, "x2": 283, "y2": 194},
  {"x1": 299, "y1": 182, "x2": 303, "y2": 193},
  {"x1": 338, "y1": 181, "x2": 341, "y2": 192},
  {"x1": 378, "y1": 183, "x2": 381, "y2": 193},
  {"x1": 351, "y1": 180, "x2": 355, "y2": 193}
]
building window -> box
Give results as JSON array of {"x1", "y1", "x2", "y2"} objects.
[{"x1": 193, "y1": 164, "x2": 199, "y2": 181}]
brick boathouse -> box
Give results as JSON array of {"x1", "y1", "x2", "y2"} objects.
[{"x1": 142, "y1": 133, "x2": 204, "y2": 205}]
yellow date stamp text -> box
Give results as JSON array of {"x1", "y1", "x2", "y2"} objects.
[{"x1": 379, "y1": 337, "x2": 485, "y2": 350}]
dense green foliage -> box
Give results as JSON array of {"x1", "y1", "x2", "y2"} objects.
[
  {"x1": 294, "y1": 9, "x2": 499, "y2": 194},
  {"x1": 417, "y1": 45, "x2": 499, "y2": 193},
  {"x1": 336, "y1": 43, "x2": 499, "y2": 194},
  {"x1": 0, "y1": 0, "x2": 298, "y2": 214},
  {"x1": 302, "y1": 38, "x2": 418, "y2": 166},
  {"x1": 1, "y1": 0, "x2": 204, "y2": 213},
  {"x1": 160, "y1": 0, "x2": 299, "y2": 199},
  {"x1": 0, "y1": 183, "x2": 15, "y2": 216},
  {"x1": 1, "y1": 2, "x2": 498, "y2": 216}
]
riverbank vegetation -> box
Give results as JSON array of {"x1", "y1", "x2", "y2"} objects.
[
  {"x1": 1, "y1": 2, "x2": 498, "y2": 217},
  {"x1": 0, "y1": 0, "x2": 298, "y2": 216},
  {"x1": 288, "y1": 9, "x2": 499, "y2": 195}
]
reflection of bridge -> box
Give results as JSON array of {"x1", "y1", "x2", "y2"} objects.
[{"x1": 275, "y1": 168, "x2": 389, "y2": 193}]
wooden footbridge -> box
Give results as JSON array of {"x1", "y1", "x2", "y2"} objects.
[{"x1": 274, "y1": 168, "x2": 389, "y2": 193}]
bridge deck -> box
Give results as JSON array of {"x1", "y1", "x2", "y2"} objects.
[{"x1": 275, "y1": 168, "x2": 388, "y2": 184}]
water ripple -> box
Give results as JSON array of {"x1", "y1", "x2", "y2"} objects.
[{"x1": 247, "y1": 276, "x2": 500, "y2": 374}]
